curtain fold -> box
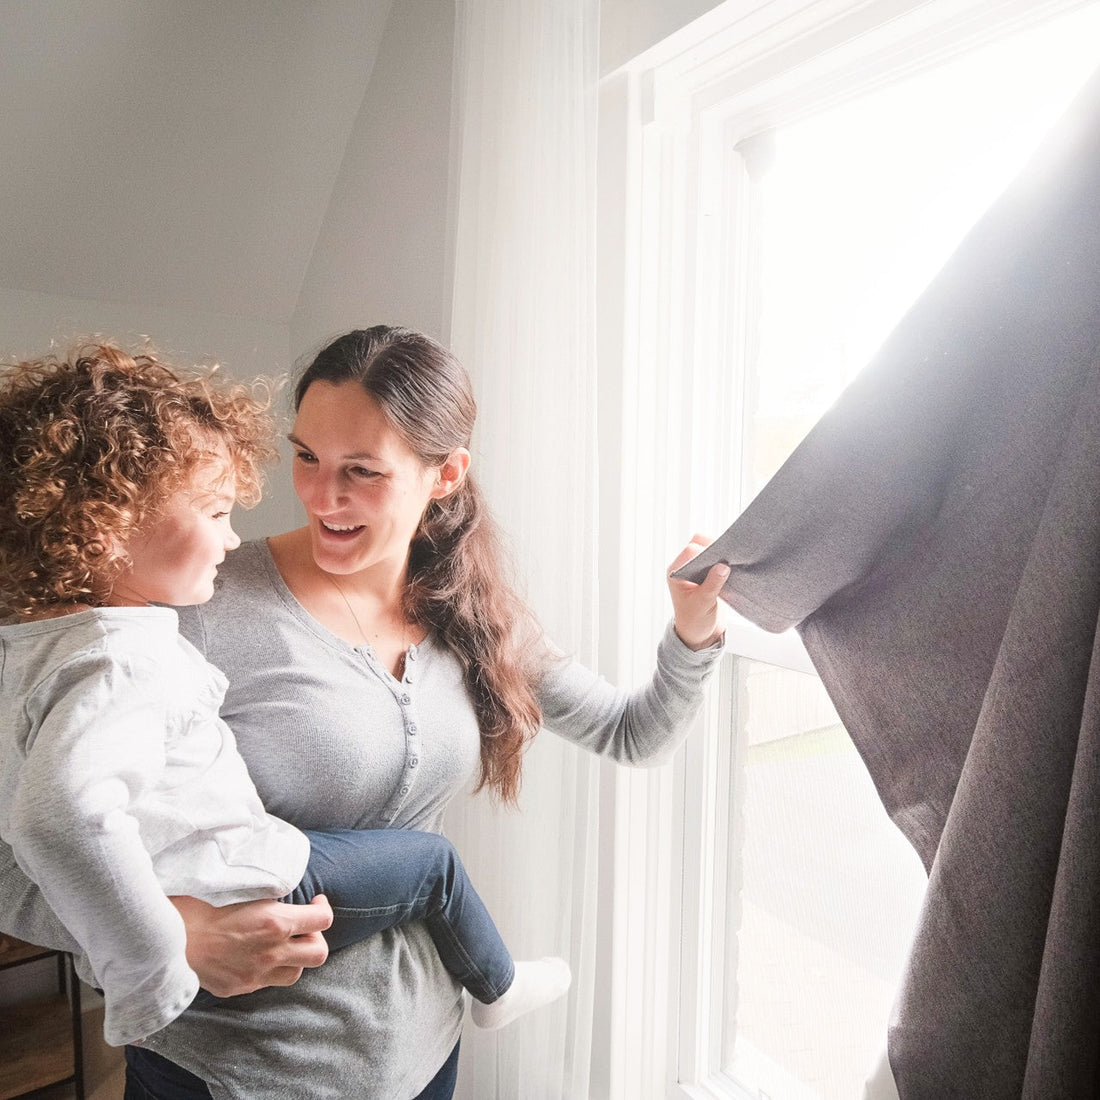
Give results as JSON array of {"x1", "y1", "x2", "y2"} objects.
[
  {"x1": 679, "y1": 61, "x2": 1100, "y2": 1099},
  {"x1": 445, "y1": 0, "x2": 600, "y2": 1096}
]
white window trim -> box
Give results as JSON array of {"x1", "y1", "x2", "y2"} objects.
[{"x1": 592, "y1": 1, "x2": 1095, "y2": 1097}]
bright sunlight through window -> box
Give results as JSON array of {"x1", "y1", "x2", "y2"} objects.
[{"x1": 746, "y1": 6, "x2": 1100, "y2": 499}]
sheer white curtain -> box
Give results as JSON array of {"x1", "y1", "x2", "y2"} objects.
[{"x1": 445, "y1": 0, "x2": 601, "y2": 1095}]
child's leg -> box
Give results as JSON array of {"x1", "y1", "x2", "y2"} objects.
[
  {"x1": 291, "y1": 828, "x2": 514, "y2": 1002},
  {"x1": 291, "y1": 828, "x2": 571, "y2": 1027}
]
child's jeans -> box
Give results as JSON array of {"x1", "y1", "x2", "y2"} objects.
[{"x1": 292, "y1": 827, "x2": 515, "y2": 1003}]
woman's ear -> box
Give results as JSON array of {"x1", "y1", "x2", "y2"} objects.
[{"x1": 430, "y1": 448, "x2": 471, "y2": 500}]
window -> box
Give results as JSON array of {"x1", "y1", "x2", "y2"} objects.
[
  {"x1": 595, "y1": 2, "x2": 1100, "y2": 1097},
  {"x1": 683, "y1": 659, "x2": 926, "y2": 1099}
]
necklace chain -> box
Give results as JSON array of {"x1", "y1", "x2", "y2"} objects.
[{"x1": 324, "y1": 572, "x2": 408, "y2": 654}]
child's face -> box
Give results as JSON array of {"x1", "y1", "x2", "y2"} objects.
[{"x1": 111, "y1": 455, "x2": 241, "y2": 607}]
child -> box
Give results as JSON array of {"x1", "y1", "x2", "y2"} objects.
[{"x1": 0, "y1": 342, "x2": 570, "y2": 1048}]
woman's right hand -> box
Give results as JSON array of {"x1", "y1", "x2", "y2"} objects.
[{"x1": 170, "y1": 893, "x2": 333, "y2": 997}]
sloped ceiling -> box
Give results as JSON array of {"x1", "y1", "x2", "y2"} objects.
[{"x1": 0, "y1": 0, "x2": 393, "y2": 321}]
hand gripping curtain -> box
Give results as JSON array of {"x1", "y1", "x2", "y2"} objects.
[
  {"x1": 680, "y1": 65, "x2": 1100, "y2": 1099},
  {"x1": 446, "y1": 0, "x2": 600, "y2": 1097}
]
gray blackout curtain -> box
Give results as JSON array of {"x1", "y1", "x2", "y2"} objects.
[{"x1": 681, "y1": 64, "x2": 1100, "y2": 1098}]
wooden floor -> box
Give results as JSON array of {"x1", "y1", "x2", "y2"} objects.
[
  {"x1": 26, "y1": 1005, "x2": 125, "y2": 1100},
  {"x1": 0, "y1": 935, "x2": 122, "y2": 1100}
]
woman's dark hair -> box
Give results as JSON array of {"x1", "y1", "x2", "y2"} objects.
[{"x1": 295, "y1": 326, "x2": 545, "y2": 803}]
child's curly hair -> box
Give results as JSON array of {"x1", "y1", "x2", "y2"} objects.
[{"x1": 0, "y1": 341, "x2": 277, "y2": 617}]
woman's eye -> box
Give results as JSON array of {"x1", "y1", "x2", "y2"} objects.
[
  {"x1": 350, "y1": 466, "x2": 379, "y2": 479},
  {"x1": 211, "y1": 511, "x2": 230, "y2": 521},
  {"x1": 294, "y1": 450, "x2": 317, "y2": 464}
]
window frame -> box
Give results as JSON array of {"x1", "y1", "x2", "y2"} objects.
[{"x1": 592, "y1": 1, "x2": 1097, "y2": 1097}]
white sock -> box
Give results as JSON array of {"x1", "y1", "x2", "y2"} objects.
[{"x1": 470, "y1": 957, "x2": 572, "y2": 1030}]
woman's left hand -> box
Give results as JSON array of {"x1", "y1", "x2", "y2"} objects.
[{"x1": 667, "y1": 534, "x2": 729, "y2": 651}]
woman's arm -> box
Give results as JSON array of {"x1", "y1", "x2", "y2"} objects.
[{"x1": 538, "y1": 537, "x2": 727, "y2": 765}]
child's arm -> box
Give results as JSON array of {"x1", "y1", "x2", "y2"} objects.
[
  {"x1": 5, "y1": 650, "x2": 199, "y2": 1045},
  {"x1": 0, "y1": 840, "x2": 333, "y2": 995}
]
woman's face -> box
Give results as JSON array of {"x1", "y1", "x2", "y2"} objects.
[{"x1": 290, "y1": 380, "x2": 442, "y2": 578}]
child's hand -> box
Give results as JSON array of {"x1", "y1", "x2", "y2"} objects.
[
  {"x1": 667, "y1": 535, "x2": 729, "y2": 651},
  {"x1": 171, "y1": 893, "x2": 333, "y2": 996}
]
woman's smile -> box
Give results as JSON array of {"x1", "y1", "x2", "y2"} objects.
[{"x1": 318, "y1": 519, "x2": 366, "y2": 536}]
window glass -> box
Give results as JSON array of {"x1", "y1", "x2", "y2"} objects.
[{"x1": 727, "y1": 660, "x2": 925, "y2": 1097}]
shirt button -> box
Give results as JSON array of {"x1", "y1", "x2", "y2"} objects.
[
  {"x1": 407, "y1": 647, "x2": 417, "y2": 661},
  {"x1": 400, "y1": 692, "x2": 412, "y2": 705},
  {"x1": 410, "y1": 757, "x2": 419, "y2": 768},
  {"x1": 400, "y1": 786, "x2": 410, "y2": 796},
  {"x1": 407, "y1": 723, "x2": 418, "y2": 734}
]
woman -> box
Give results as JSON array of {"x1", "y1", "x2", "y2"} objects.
[{"x1": 0, "y1": 326, "x2": 727, "y2": 1099}]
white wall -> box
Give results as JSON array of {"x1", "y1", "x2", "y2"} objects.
[
  {"x1": 290, "y1": 0, "x2": 456, "y2": 358},
  {"x1": 0, "y1": 2, "x2": 458, "y2": 548}
]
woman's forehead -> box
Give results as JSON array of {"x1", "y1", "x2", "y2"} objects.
[{"x1": 292, "y1": 382, "x2": 418, "y2": 461}]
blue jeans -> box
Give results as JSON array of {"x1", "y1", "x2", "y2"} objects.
[
  {"x1": 123, "y1": 1042, "x2": 461, "y2": 1099},
  {"x1": 295, "y1": 828, "x2": 514, "y2": 1003}
]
